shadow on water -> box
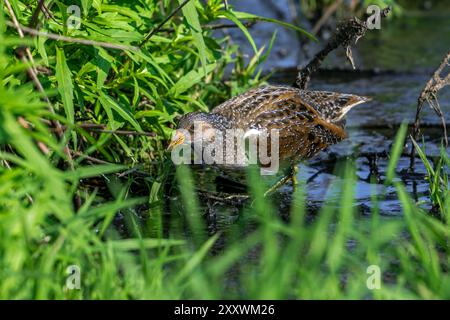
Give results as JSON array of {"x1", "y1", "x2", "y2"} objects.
[{"x1": 139, "y1": 11, "x2": 450, "y2": 250}]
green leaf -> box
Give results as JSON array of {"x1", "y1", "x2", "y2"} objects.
[
  {"x1": 385, "y1": 123, "x2": 408, "y2": 185},
  {"x1": 134, "y1": 110, "x2": 173, "y2": 121},
  {"x1": 169, "y1": 63, "x2": 216, "y2": 97},
  {"x1": 37, "y1": 35, "x2": 49, "y2": 66},
  {"x1": 55, "y1": 47, "x2": 74, "y2": 125},
  {"x1": 99, "y1": 93, "x2": 142, "y2": 132},
  {"x1": 63, "y1": 164, "x2": 127, "y2": 180},
  {"x1": 81, "y1": 197, "x2": 146, "y2": 220},
  {"x1": 95, "y1": 47, "x2": 112, "y2": 89},
  {"x1": 101, "y1": 4, "x2": 143, "y2": 24},
  {"x1": 110, "y1": 238, "x2": 185, "y2": 251},
  {"x1": 218, "y1": 10, "x2": 257, "y2": 54},
  {"x1": 175, "y1": 233, "x2": 220, "y2": 283},
  {"x1": 131, "y1": 50, "x2": 174, "y2": 86},
  {"x1": 179, "y1": 0, "x2": 208, "y2": 73},
  {"x1": 114, "y1": 134, "x2": 133, "y2": 157},
  {"x1": 411, "y1": 138, "x2": 435, "y2": 177},
  {"x1": 81, "y1": 0, "x2": 92, "y2": 15},
  {"x1": 232, "y1": 11, "x2": 316, "y2": 42}
]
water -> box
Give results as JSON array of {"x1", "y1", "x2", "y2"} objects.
[
  {"x1": 294, "y1": 69, "x2": 450, "y2": 216},
  {"x1": 302, "y1": 8, "x2": 450, "y2": 212}
]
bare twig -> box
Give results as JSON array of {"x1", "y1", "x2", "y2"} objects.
[
  {"x1": 295, "y1": 6, "x2": 391, "y2": 89},
  {"x1": 28, "y1": 0, "x2": 46, "y2": 29},
  {"x1": 223, "y1": 0, "x2": 229, "y2": 11},
  {"x1": 157, "y1": 20, "x2": 256, "y2": 34},
  {"x1": 72, "y1": 151, "x2": 110, "y2": 165},
  {"x1": 6, "y1": 21, "x2": 139, "y2": 51},
  {"x1": 41, "y1": 3, "x2": 55, "y2": 21},
  {"x1": 197, "y1": 190, "x2": 250, "y2": 203},
  {"x1": 83, "y1": 128, "x2": 155, "y2": 137},
  {"x1": 312, "y1": 0, "x2": 343, "y2": 35},
  {"x1": 77, "y1": 126, "x2": 156, "y2": 137},
  {"x1": 139, "y1": 0, "x2": 191, "y2": 48},
  {"x1": 409, "y1": 51, "x2": 450, "y2": 170},
  {"x1": 55, "y1": 123, "x2": 157, "y2": 137},
  {"x1": 203, "y1": 21, "x2": 256, "y2": 30}
]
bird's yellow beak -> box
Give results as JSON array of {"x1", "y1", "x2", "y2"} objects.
[{"x1": 167, "y1": 130, "x2": 186, "y2": 151}]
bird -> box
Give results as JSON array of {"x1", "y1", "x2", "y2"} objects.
[{"x1": 168, "y1": 85, "x2": 370, "y2": 195}]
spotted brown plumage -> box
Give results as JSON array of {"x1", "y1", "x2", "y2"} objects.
[{"x1": 168, "y1": 85, "x2": 370, "y2": 166}]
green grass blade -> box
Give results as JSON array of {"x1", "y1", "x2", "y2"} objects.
[
  {"x1": 110, "y1": 238, "x2": 185, "y2": 251},
  {"x1": 232, "y1": 11, "x2": 316, "y2": 41},
  {"x1": 218, "y1": 10, "x2": 258, "y2": 54},
  {"x1": 411, "y1": 137, "x2": 435, "y2": 176},
  {"x1": 99, "y1": 93, "x2": 142, "y2": 132},
  {"x1": 55, "y1": 47, "x2": 74, "y2": 125},
  {"x1": 385, "y1": 123, "x2": 408, "y2": 185},
  {"x1": 179, "y1": 0, "x2": 208, "y2": 73},
  {"x1": 63, "y1": 164, "x2": 127, "y2": 180},
  {"x1": 169, "y1": 63, "x2": 216, "y2": 97},
  {"x1": 175, "y1": 233, "x2": 220, "y2": 283}
]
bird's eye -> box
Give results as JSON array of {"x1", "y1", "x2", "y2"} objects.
[{"x1": 174, "y1": 115, "x2": 182, "y2": 122}]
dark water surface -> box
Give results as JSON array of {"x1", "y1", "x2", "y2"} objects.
[{"x1": 298, "y1": 9, "x2": 450, "y2": 215}]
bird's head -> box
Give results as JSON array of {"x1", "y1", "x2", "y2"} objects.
[{"x1": 167, "y1": 112, "x2": 230, "y2": 151}]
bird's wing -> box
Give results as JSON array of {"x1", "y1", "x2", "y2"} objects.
[
  {"x1": 211, "y1": 86, "x2": 349, "y2": 160},
  {"x1": 298, "y1": 90, "x2": 371, "y2": 122},
  {"x1": 210, "y1": 86, "x2": 282, "y2": 124},
  {"x1": 249, "y1": 89, "x2": 348, "y2": 160}
]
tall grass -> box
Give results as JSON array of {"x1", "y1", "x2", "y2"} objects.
[{"x1": 1, "y1": 0, "x2": 450, "y2": 300}]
